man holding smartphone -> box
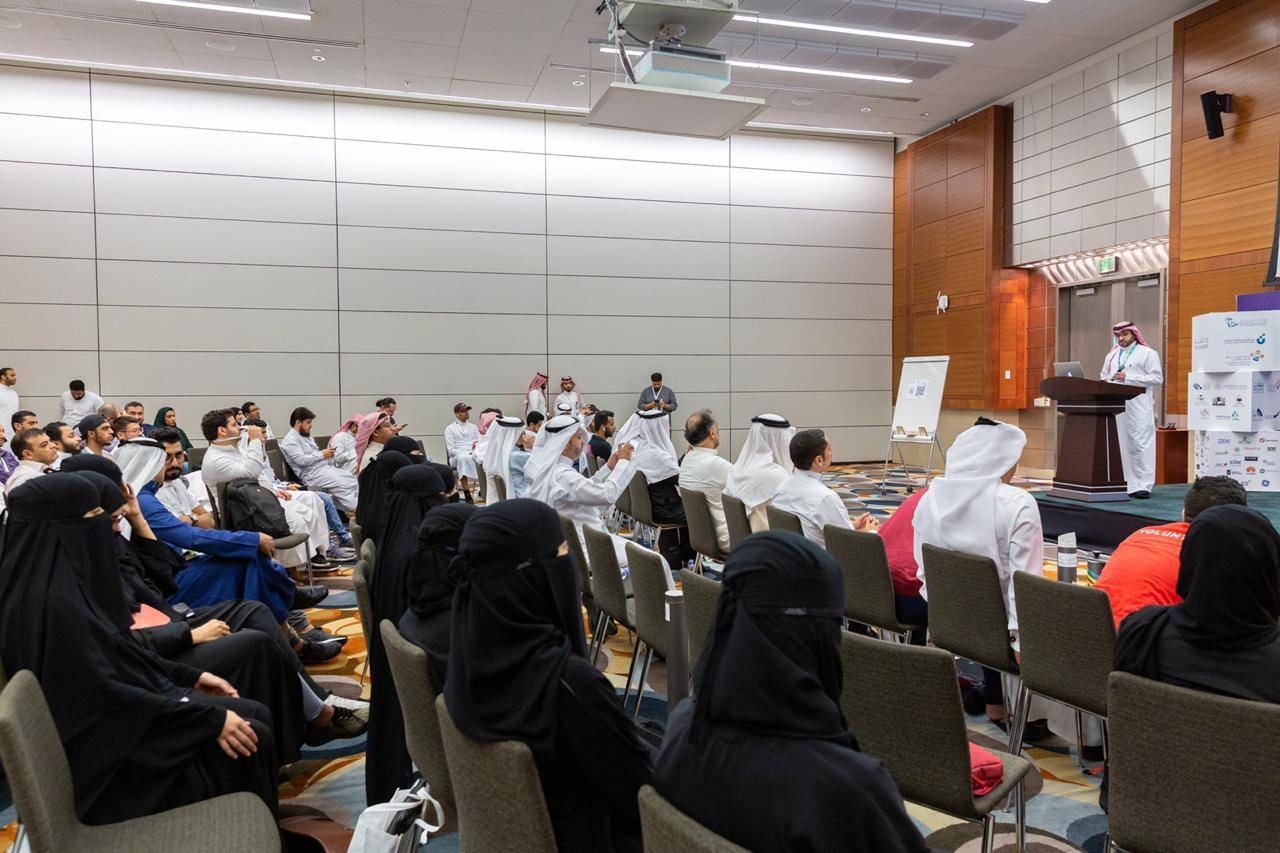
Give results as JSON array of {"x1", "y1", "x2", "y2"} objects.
[{"x1": 638, "y1": 372, "x2": 678, "y2": 414}]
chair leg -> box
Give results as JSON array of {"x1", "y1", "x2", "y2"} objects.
[
  {"x1": 589, "y1": 611, "x2": 609, "y2": 665},
  {"x1": 1074, "y1": 708, "x2": 1087, "y2": 768},
  {"x1": 1007, "y1": 681, "x2": 1031, "y2": 756},
  {"x1": 630, "y1": 647, "x2": 654, "y2": 720},
  {"x1": 1013, "y1": 776, "x2": 1027, "y2": 853},
  {"x1": 980, "y1": 814, "x2": 996, "y2": 853},
  {"x1": 620, "y1": 634, "x2": 642, "y2": 711},
  {"x1": 693, "y1": 553, "x2": 703, "y2": 575},
  {"x1": 1101, "y1": 718, "x2": 1110, "y2": 762}
]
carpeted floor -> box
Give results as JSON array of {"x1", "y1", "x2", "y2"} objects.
[{"x1": 0, "y1": 464, "x2": 1107, "y2": 852}]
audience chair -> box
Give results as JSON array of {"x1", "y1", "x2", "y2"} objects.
[
  {"x1": 678, "y1": 569, "x2": 721, "y2": 675},
  {"x1": 585, "y1": 452, "x2": 601, "y2": 476},
  {"x1": 637, "y1": 785, "x2": 748, "y2": 853},
  {"x1": 186, "y1": 446, "x2": 207, "y2": 471},
  {"x1": 264, "y1": 438, "x2": 279, "y2": 453},
  {"x1": 475, "y1": 462, "x2": 487, "y2": 504},
  {"x1": 921, "y1": 544, "x2": 1027, "y2": 754},
  {"x1": 352, "y1": 558, "x2": 375, "y2": 686},
  {"x1": 718, "y1": 494, "x2": 753, "y2": 552},
  {"x1": 0, "y1": 671, "x2": 280, "y2": 853},
  {"x1": 611, "y1": 476, "x2": 635, "y2": 535},
  {"x1": 1012, "y1": 572, "x2": 1115, "y2": 765},
  {"x1": 314, "y1": 435, "x2": 331, "y2": 452},
  {"x1": 824, "y1": 525, "x2": 925, "y2": 643},
  {"x1": 348, "y1": 519, "x2": 363, "y2": 551},
  {"x1": 359, "y1": 538, "x2": 375, "y2": 568},
  {"x1": 627, "y1": 471, "x2": 686, "y2": 545},
  {"x1": 435, "y1": 695, "x2": 556, "y2": 853},
  {"x1": 379, "y1": 621, "x2": 456, "y2": 834},
  {"x1": 558, "y1": 515, "x2": 599, "y2": 635},
  {"x1": 582, "y1": 525, "x2": 636, "y2": 668},
  {"x1": 266, "y1": 448, "x2": 288, "y2": 483},
  {"x1": 624, "y1": 542, "x2": 673, "y2": 719},
  {"x1": 1106, "y1": 672, "x2": 1280, "y2": 853},
  {"x1": 839, "y1": 633, "x2": 1033, "y2": 853},
  {"x1": 210, "y1": 481, "x2": 313, "y2": 585},
  {"x1": 679, "y1": 488, "x2": 726, "y2": 573},
  {"x1": 764, "y1": 505, "x2": 803, "y2": 536},
  {"x1": 492, "y1": 473, "x2": 508, "y2": 502}
]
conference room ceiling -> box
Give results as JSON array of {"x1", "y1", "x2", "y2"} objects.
[{"x1": 0, "y1": 0, "x2": 1202, "y2": 135}]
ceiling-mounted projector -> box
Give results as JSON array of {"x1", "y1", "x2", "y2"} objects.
[{"x1": 587, "y1": 0, "x2": 765, "y2": 139}]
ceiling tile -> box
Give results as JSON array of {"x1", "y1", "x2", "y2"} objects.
[
  {"x1": 365, "y1": 0, "x2": 469, "y2": 46},
  {"x1": 55, "y1": 16, "x2": 175, "y2": 49},
  {"x1": 274, "y1": 59, "x2": 366, "y2": 86},
  {"x1": 829, "y1": 3, "x2": 895, "y2": 27},
  {"x1": 468, "y1": 0, "x2": 578, "y2": 17},
  {"x1": 147, "y1": 6, "x2": 265, "y2": 33},
  {"x1": 461, "y1": 10, "x2": 566, "y2": 54},
  {"x1": 363, "y1": 70, "x2": 455, "y2": 94},
  {"x1": 269, "y1": 39, "x2": 365, "y2": 67},
  {"x1": 364, "y1": 37, "x2": 459, "y2": 77},
  {"x1": 549, "y1": 20, "x2": 608, "y2": 62},
  {"x1": 179, "y1": 52, "x2": 279, "y2": 78},
  {"x1": 164, "y1": 28, "x2": 273, "y2": 60},
  {"x1": 453, "y1": 47, "x2": 548, "y2": 85},
  {"x1": 0, "y1": 9, "x2": 70, "y2": 39},
  {"x1": 0, "y1": 33, "x2": 84, "y2": 61},
  {"x1": 448, "y1": 79, "x2": 533, "y2": 102},
  {"x1": 261, "y1": 0, "x2": 364, "y2": 40},
  {"x1": 78, "y1": 43, "x2": 183, "y2": 67},
  {"x1": 786, "y1": 0, "x2": 849, "y2": 20}
]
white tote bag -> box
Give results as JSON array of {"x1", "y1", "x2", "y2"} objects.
[{"x1": 349, "y1": 779, "x2": 445, "y2": 853}]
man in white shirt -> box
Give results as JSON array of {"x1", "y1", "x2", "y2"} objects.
[
  {"x1": 554, "y1": 376, "x2": 584, "y2": 415},
  {"x1": 58, "y1": 379, "x2": 104, "y2": 428},
  {"x1": 771, "y1": 429, "x2": 877, "y2": 549},
  {"x1": 77, "y1": 414, "x2": 115, "y2": 457},
  {"x1": 157, "y1": 469, "x2": 215, "y2": 529},
  {"x1": 281, "y1": 406, "x2": 361, "y2": 513},
  {"x1": 677, "y1": 410, "x2": 735, "y2": 553},
  {"x1": 43, "y1": 421, "x2": 82, "y2": 460},
  {"x1": 5, "y1": 427, "x2": 59, "y2": 495},
  {"x1": 0, "y1": 367, "x2": 19, "y2": 437},
  {"x1": 723, "y1": 413, "x2": 795, "y2": 532},
  {"x1": 524, "y1": 371, "x2": 549, "y2": 417},
  {"x1": 11, "y1": 410, "x2": 38, "y2": 435},
  {"x1": 444, "y1": 402, "x2": 480, "y2": 504}
]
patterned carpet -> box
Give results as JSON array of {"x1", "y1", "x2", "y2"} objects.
[{"x1": 0, "y1": 465, "x2": 1102, "y2": 852}]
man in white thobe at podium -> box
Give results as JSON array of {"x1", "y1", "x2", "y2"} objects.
[{"x1": 1100, "y1": 320, "x2": 1163, "y2": 499}]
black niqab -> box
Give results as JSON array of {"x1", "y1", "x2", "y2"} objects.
[
  {"x1": 357, "y1": 449, "x2": 411, "y2": 545},
  {"x1": 384, "y1": 435, "x2": 424, "y2": 460},
  {"x1": 399, "y1": 503, "x2": 479, "y2": 691},
  {"x1": 59, "y1": 451, "x2": 124, "y2": 486}
]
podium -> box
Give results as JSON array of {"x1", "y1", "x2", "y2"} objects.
[{"x1": 1039, "y1": 377, "x2": 1146, "y2": 502}]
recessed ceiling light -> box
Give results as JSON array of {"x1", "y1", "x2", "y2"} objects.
[
  {"x1": 0, "y1": 16, "x2": 21, "y2": 30},
  {"x1": 860, "y1": 106, "x2": 873, "y2": 112},
  {"x1": 572, "y1": 80, "x2": 585, "y2": 86},
  {"x1": 792, "y1": 95, "x2": 814, "y2": 106},
  {"x1": 402, "y1": 80, "x2": 411, "y2": 88},
  {"x1": 205, "y1": 39, "x2": 235, "y2": 52},
  {"x1": 733, "y1": 14, "x2": 974, "y2": 48},
  {"x1": 311, "y1": 54, "x2": 325, "y2": 62},
  {"x1": 129, "y1": 0, "x2": 312, "y2": 21},
  {"x1": 920, "y1": 111, "x2": 930, "y2": 117},
  {"x1": 601, "y1": 46, "x2": 912, "y2": 84}
]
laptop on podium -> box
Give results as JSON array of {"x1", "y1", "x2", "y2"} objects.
[{"x1": 1054, "y1": 361, "x2": 1086, "y2": 378}]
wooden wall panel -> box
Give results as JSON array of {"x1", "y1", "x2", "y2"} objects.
[
  {"x1": 1180, "y1": 112, "x2": 1280, "y2": 200},
  {"x1": 1180, "y1": 48, "x2": 1280, "y2": 141},
  {"x1": 913, "y1": 140, "x2": 948, "y2": 189},
  {"x1": 1182, "y1": 0, "x2": 1278, "y2": 80},
  {"x1": 947, "y1": 167, "x2": 984, "y2": 215},
  {"x1": 1180, "y1": 182, "x2": 1278, "y2": 259}
]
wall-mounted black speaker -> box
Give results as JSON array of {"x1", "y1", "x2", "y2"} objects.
[{"x1": 1201, "y1": 90, "x2": 1234, "y2": 140}]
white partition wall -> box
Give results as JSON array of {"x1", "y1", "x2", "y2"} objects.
[{"x1": 0, "y1": 62, "x2": 892, "y2": 460}]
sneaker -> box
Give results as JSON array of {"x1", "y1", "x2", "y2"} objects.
[
  {"x1": 304, "y1": 704, "x2": 369, "y2": 745},
  {"x1": 309, "y1": 554, "x2": 339, "y2": 574},
  {"x1": 301, "y1": 627, "x2": 347, "y2": 648},
  {"x1": 297, "y1": 637, "x2": 344, "y2": 664},
  {"x1": 1131, "y1": 490, "x2": 1151, "y2": 499},
  {"x1": 325, "y1": 545, "x2": 357, "y2": 564},
  {"x1": 293, "y1": 584, "x2": 331, "y2": 609},
  {"x1": 327, "y1": 694, "x2": 369, "y2": 712}
]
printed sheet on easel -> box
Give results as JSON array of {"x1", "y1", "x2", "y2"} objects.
[{"x1": 891, "y1": 356, "x2": 949, "y2": 438}]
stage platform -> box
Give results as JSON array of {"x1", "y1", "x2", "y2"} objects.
[{"x1": 1034, "y1": 485, "x2": 1280, "y2": 554}]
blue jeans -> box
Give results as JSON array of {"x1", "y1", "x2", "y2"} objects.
[{"x1": 313, "y1": 490, "x2": 350, "y2": 542}]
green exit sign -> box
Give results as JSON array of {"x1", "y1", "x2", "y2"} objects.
[{"x1": 1096, "y1": 255, "x2": 1118, "y2": 275}]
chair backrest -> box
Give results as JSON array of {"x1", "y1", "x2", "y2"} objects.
[
  {"x1": 0, "y1": 671, "x2": 81, "y2": 852},
  {"x1": 615, "y1": 474, "x2": 634, "y2": 517},
  {"x1": 678, "y1": 569, "x2": 721, "y2": 671},
  {"x1": 558, "y1": 515, "x2": 593, "y2": 607},
  {"x1": 187, "y1": 445, "x2": 207, "y2": 471},
  {"x1": 266, "y1": 448, "x2": 287, "y2": 482},
  {"x1": 264, "y1": 438, "x2": 279, "y2": 452},
  {"x1": 838, "y1": 632, "x2": 978, "y2": 819},
  {"x1": 719, "y1": 493, "x2": 752, "y2": 552},
  {"x1": 348, "y1": 518, "x2": 363, "y2": 551},
  {"x1": 360, "y1": 538, "x2": 376, "y2": 568},
  {"x1": 625, "y1": 543, "x2": 670, "y2": 658},
  {"x1": 584, "y1": 525, "x2": 631, "y2": 628},
  {"x1": 314, "y1": 435, "x2": 331, "y2": 451},
  {"x1": 920, "y1": 544, "x2": 1018, "y2": 674},
  {"x1": 379, "y1": 621, "x2": 455, "y2": 831},
  {"x1": 1108, "y1": 672, "x2": 1280, "y2": 853},
  {"x1": 492, "y1": 473, "x2": 508, "y2": 502},
  {"x1": 352, "y1": 559, "x2": 376, "y2": 669},
  {"x1": 475, "y1": 462, "x2": 486, "y2": 503},
  {"x1": 680, "y1": 487, "x2": 724, "y2": 562},
  {"x1": 824, "y1": 525, "x2": 901, "y2": 630},
  {"x1": 628, "y1": 470, "x2": 656, "y2": 526},
  {"x1": 765, "y1": 505, "x2": 803, "y2": 536},
  {"x1": 638, "y1": 785, "x2": 748, "y2": 853},
  {"x1": 435, "y1": 695, "x2": 557, "y2": 853},
  {"x1": 210, "y1": 480, "x2": 229, "y2": 529},
  {"x1": 585, "y1": 452, "x2": 601, "y2": 476},
  {"x1": 1013, "y1": 572, "x2": 1115, "y2": 717}
]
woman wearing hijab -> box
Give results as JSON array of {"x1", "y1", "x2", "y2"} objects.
[
  {"x1": 525, "y1": 371, "x2": 549, "y2": 417},
  {"x1": 654, "y1": 532, "x2": 929, "y2": 853},
  {"x1": 724, "y1": 414, "x2": 795, "y2": 532},
  {"x1": 356, "y1": 448, "x2": 413, "y2": 547},
  {"x1": 0, "y1": 475, "x2": 280, "y2": 823},
  {"x1": 1115, "y1": 504, "x2": 1280, "y2": 701},
  {"x1": 1100, "y1": 321, "x2": 1163, "y2": 499},
  {"x1": 152, "y1": 406, "x2": 192, "y2": 451},
  {"x1": 398, "y1": 503, "x2": 480, "y2": 690},
  {"x1": 366, "y1": 464, "x2": 449, "y2": 805},
  {"x1": 445, "y1": 499, "x2": 654, "y2": 853}
]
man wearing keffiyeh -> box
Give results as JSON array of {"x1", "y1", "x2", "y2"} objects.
[{"x1": 1101, "y1": 321, "x2": 1163, "y2": 498}]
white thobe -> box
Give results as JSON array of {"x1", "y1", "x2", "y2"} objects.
[
  {"x1": 526, "y1": 388, "x2": 547, "y2": 416},
  {"x1": 677, "y1": 447, "x2": 733, "y2": 553},
  {"x1": 59, "y1": 390, "x2": 104, "y2": 427},
  {"x1": 444, "y1": 420, "x2": 480, "y2": 480},
  {"x1": 4, "y1": 460, "x2": 47, "y2": 496},
  {"x1": 280, "y1": 429, "x2": 360, "y2": 513},
  {"x1": 0, "y1": 385, "x2": 19, "y2": 437},
  {"x1": 358, "y1": 441, "x2": 384, "y2": 475},
  {"x1": 330, "y1": 430, "x2": 357, "y2": 474},
  {"x1": 1100, "y1": 343, "x2": 1163, "y2": 494},
  {"x1": 157, "y1": 477, "x2": 200, "y2": 519},
  {"x1": 554, "y1": 390, "x2": 584, "y2": 414},
  {"x1": 913, "y1": 484, "x2": 1043, "y2": 647},
  {"x1": 549, "y1": 456, "x2": 647, "y2": 572},
  {"x1": 770, "y1": 469, "x2": 852, "y2": 550}
]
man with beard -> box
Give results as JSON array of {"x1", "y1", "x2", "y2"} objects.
[
  {"x1": 280, "y1": 407, "x2": 360, "y2": 512},
  {"x1": 588, "y1": 409, "x2": 615, "y2": 462},
  {"x1": 43, "y1": 420, "x2": 82, "y2": 460}
]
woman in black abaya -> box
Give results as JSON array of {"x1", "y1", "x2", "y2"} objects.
[
  {"x1": 398, "y1": 503, "x2": 479, "y2": 691},
  {"x1": 0, "y1": 475, "x2": 280, "y2": 824},
  {"x1": 445, "y1": 499, "x2": 654, "y2": 853},
  {"x1": 1115, "y1": 503, "x2": 1280, "y2": 701},
  {"x1": 365, "y1": 463, "x2": 448, "y2": 805},
  {"x1": 356, "y1": 448, "x2": 413, "y2": 546},
  {"x1": 652, "y1": 532, "x2": 929, "y2": 853}
]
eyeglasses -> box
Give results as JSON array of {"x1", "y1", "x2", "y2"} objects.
[{"x1": 165, "y1": 451, "x2": 186, "y2": 461}]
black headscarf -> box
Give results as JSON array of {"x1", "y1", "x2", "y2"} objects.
[
  {"x1": 59, "y1": 452, "x2": 124, "y2": 487},
  {"x1": 358, "y1": 449, "x2": 412, "y2": 544},
  {"x1": 406, "y1": 503, "x2": 480, "y2": 619},
  {"x1": 691, "y1": 531, "x2": 851, "y2": 745},
  {"x1": 384, "y1": 435, "x2": 424, "y2": 460},
  {"x1": 445, "y1": 499, "x2": 584, "y2": 757},
  {"x1": 427, "y1": 461, "x2": 456, "y2": 496}
]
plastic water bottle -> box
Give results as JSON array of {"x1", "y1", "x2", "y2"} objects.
[{"x1": 1056, "y1": 532, "x2": 1078, "y2": 583}]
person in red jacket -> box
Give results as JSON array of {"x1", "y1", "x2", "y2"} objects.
[{"x1": 874, "y1": 488, "x2": 928, "y2": 643}]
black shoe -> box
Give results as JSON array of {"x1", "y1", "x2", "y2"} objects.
[
  {"x1": 302, "y1": 627, "x2": 347, "y2": 648},
  {"x1": 463, "y1": 491, "x2": 475, "y2": 504},
  {"x1": 297, "y1": 637, "x2": 344, "y2": 664},
  {"x1": 960, "y1": 682, "x2": 987, "y2": 716},
  {"x1": 1021, "y1": 718, "x2": 1053, "y2": 743},
  {"x1": 292, "y1": 584, "x2": 330, "y2": 609},
  {"x1": 304, "y1": 703, "x2": 369, "y2": 745},
  {"x1": 1081, "y1": 743, "x2": 1106, "y2": 762},
  {"x1": 1131, "y1": 490, "x2": 1151, "y2": 499}
]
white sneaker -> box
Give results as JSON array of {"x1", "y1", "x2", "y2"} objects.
[{"x1": 327, "y1": 694, "x2": 369, "y2": 712}]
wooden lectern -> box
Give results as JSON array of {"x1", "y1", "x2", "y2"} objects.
[{"x1": 1039, "y1": 377, "x2": 1146, "y2": 502}]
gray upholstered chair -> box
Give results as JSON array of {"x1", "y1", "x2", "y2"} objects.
[
  {"x1": 435, "y1": 695, "x2": 557, "y2": 853},
  {"x1": 211, "y1": 481, "x2": 312, "y2": 583},
  {"x1": 1107, "y1": 672, "x2": 1280, "y2": 853},
  {"x1": 638, "y1": 785, "x2": 748, "y2": 853},
  {"x1": 264, "y1": 438, "x2": 279, "y2": 452},
  {"x1": 379, "y1": 620, "x2": 455, "y2": 833},
  {"x1": 558, "y1": 515, "x2": 598, "y2": 634},
  {"x1": 824, "y1": 525, "x2": 924, "y2": 643},
  {"x1": 624, "y1": 542, "x2": 672, "y2": 719},
  {"x1": 583, "y1": 525, "x2": 636, "y2": 664},
  {"x1": 765, "y1": 505, "x2": 803, "y2": 536},
  {"x1": 920, "y1": 543, "x2": 1027, "y2": 753},
  {"x1": 492, "y1": 473, "x2": 508, "y2": 502},
  {"x1": 352, "y1": 558, "x2": 375, "y2": 685},
  {"x1": 1012, "y1": 572, "x2": 1115, "y2": 764},
  {"x1": 0, "y1": 671, "x2": 280, "y2": 853},
  {"x1": 679, "y1": 487, "x2": 726, "y2": 572},
  {"x1": 348, "y1": 518, "x2": 363, "y2": 551},
  {"x1": 839, "y1": 633, "x2": 1033, "y2": 853},
  {"x1": 612, "y1": 474, "x2": 635, "y2": 534},
  {"x1": 678, "y1": 568, "x2": 721, "y2": 673},
  {"x1": 186, "y1": 445, "x2": 207, "y2": 471},
  {"x1": 360, "y1": 537, "x2": 376, "y2": 567},
  {"x1": 266, "y1": 448, "x2": 287, "y2": 482},
  {"x1": 628, "y1": 471, "x2": 686, "y2": 545},
  {"x1": 719, "y1": 494, "x2": 753, "y2": 551},
  {"x1": 586, "y1": 452, "x2": 601, "y2": 476}
]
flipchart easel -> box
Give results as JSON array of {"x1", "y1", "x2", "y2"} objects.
[{"x1": 880, "y1": 356, "x2": 949, "y2": 493}]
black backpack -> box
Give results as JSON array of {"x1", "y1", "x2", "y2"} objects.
[{"x1": 223, "y1": 478, "x2": 291, "y2": 539}]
